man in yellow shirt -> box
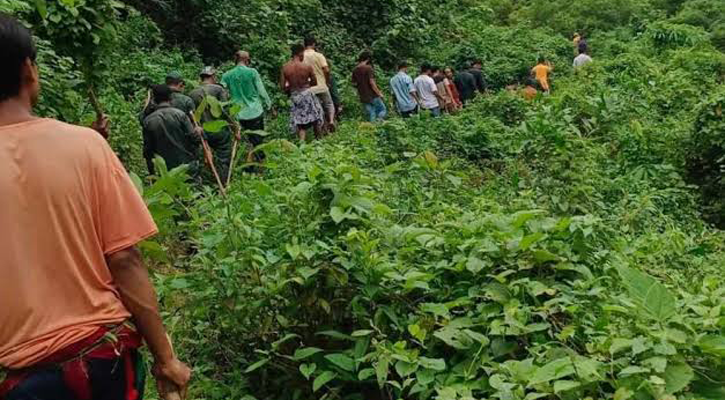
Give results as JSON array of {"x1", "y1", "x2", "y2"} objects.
[
  {"x1": 303, "y1": 36, "x2": 335, "y2": 133},
  {"x1": 531, "y1": 56, "x2": 553, "y2": 93}
]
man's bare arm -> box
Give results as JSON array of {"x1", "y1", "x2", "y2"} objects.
[
  {"x1": 107, "y1": 246, "x2": 191, "y2": 396},
  {"x1": 370, "y1": 78, "x2": 383, "y2": 98}
]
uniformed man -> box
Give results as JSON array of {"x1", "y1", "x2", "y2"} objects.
[
  {"x1": 142, "y1": 85, "x2": 200, "y2": 176},
  {"x1": 190, "y1": 67, "x2": 234, "y2": 184},
  {"x1": 166, "y1": 71, "x2": 196, "y2": 116}
]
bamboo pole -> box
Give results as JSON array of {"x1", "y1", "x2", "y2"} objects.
[{"x1": 190, "y1": 113, "x2": 226, "y2": 196}]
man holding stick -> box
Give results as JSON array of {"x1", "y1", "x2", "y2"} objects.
[{"x1": 0, "y1": 14, "x2": 191, "y2": 400}]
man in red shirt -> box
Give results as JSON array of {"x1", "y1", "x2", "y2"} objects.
[{"x1": 0, "y1": 14, "x2": 191, "y2": 400}]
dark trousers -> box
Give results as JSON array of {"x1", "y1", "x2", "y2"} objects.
[
  {"x1": 240, "y1": 115, "x2": 266, "y2": 166},
  {"x1": 5, "y1": 351, "x2": 144, "y2": 400}
]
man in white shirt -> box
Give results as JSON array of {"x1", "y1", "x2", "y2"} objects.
[
  {"x1": 413, "y1": 63, "x2": 444, "y2": 117},
  {"x1": 573, "y1": 48, "x2": 593, "y2": 69},
  {"x1": 303, "y1": 36, "x2": 335, "y2": 132}
]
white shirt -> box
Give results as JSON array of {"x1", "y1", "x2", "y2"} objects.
[
  {"x1": 573, "y1": 54, "x2": 593, "y2": 68},
  {"x1": 414, "y1": 75, "x2": 439, "y2": 110}
]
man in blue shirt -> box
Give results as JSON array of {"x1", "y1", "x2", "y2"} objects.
[{"x1": 389, "y1": 61, "x2": 419, "y2": 118}]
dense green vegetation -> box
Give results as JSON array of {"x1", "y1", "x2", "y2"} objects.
[{"x1": 6, "y1": 0, "x2": 725, "y2": 398}]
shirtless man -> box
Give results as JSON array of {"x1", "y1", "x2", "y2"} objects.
[{"x1": 280, "y1": 43, "x2": 324, "y2": 141}]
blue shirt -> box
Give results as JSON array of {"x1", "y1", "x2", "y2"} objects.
[{"x1": 390, "y1": 71, "x2": 417, "y2": 113}]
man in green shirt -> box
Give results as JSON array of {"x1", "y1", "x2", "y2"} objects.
[
  {"x1": 142, "y1": 85, "x2": 200, "y2": 177},
  {"x1": 221, "y1": 51, "x2": 272, "y2": 166},
  {"x1": 166, "y1": 71, "x2": 196, "y2": 116},
  {"x1": 190, "y1": 67, "x2": 234, "y2": 184}
]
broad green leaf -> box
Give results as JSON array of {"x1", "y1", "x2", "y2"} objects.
[
  {"x1": 203, "y1": 120, "x2": 229, "y2": 133},
  {"x1": 421, "y1": 303, "x2": 449, "y2": 318},
  {"x1": 351, "y1": 329, "x2": 374, "y2": 337},
  {"x1": 416, "y1": 368, "x2": 436, "y2": 385},
  {"x1": 553, "y1": 380, "x2": 581, "y2": 393},
  {"x1": 293, "y1": 347, "x2": 323, "y2": 360},
  {"x1": 358, "y1": 368, "x2": 375, "y2": 380},
  {"x1": 244, "y1": 358, "x2": 269, "y2": 373},
  {"x1": 34, "y1": 0, "x2": 47, "y2": 19},
  {"x1": 466, "y1": 256, "x2": 486, "y2": 273},
  {"x1": 528, "y1": 358, "x2": 575, "y2": 386},
  {"x1": 395, "y1": 360, "x2": 418, "y2": 377},
  {"x1": 376, "y1": 357, "x2": 390, "y2": 388},
  {"x1": 330, "y1": 206, "x2": 346, "y2": 223},
  {"x1": 614, "y1": 387, "x2": 634, "y2": 400},
  {"x1": 610, "y1": 338, "x2": 633, "y2": 354},
  {"x1": 316, "y1": 330, "x2": 354, "y2": 341},
  {"x1": 618, "y1": 366, "x2": 649, "y2": 377},
  {"x1": 664, "y1": 362, "x2": 694, "y2": 394},
  {"x1": 419, "y1": 357, "x2": 446, "y2": 371},
  {"x1": 532, "y1": 250, "x2": 559, "y2": 264},
  {"x1": 206, "y1": 95, "x2": 223, "y2": 118},
  {"x1": 324, "y1": 353, "x2": 355, "y2": 372},
  {"x1": 699, "y1": 335, "x2": 725, "y2": 356},
  {"x1": 299, "y1": 363, "x2": 316, "y2": 380},
  {"x1": 313, "y1": 371, "x2": 336, "y2": 392},
  {"x1": 616, "y1": 265, "x2": 676, "y2": 322}
]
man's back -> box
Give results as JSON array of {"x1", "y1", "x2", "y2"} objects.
[
  {"x1": 222, "y1": 65, "x2": 269, "y2": 120},
  {"x1": 414, "y1": 75, "x2": 439, "y2": 109},
  {"x1": 143, "y1": 105, "x2": 198, "y2": 170},
  {"x1": 0, "y1": 119, "x2": 157, "y2": 369},
  {"x1": 352, "y1": 63, "x2": 376, "y2": 103},
  {"x1": 190, "y1": 83, "x2": 228, "y2": 123},
  {"x1": 171, "y1": 92, "x2": 195, "y2": 116},
  {"x1": 469, "y1": 68, "x2": 486, "y2": 92},
  {"x1": 284, "y1": 61, "x2": 315, "y2": 92},
  {"x1": 303, "y1": 49, "x2": 329, "y2": 94},
  {"x1": 390, "y1": 72, "x2": 416, "y2": 112},
  {"x1": 573, "y1": 54, "x2": 593, "y2": 68},
  {"x1": 454, "y1": 71, "x2": 476, "y2": 102}
]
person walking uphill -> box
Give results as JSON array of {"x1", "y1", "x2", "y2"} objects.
[
  {"x1": 303, "y1": 36, "x2": 336, "y2": 133},
  {"x1": 190, "y1": 67, "x2": 234, "y2": 184},
  {"x1": 352, "y1": 51, "x2": 387, "y2": 123},
  {"x1": 281, "y1": 44, "x2": 325, "y2": 141},
  {"x1": 0, "y1": 14, "x2": 191, "y2": 400},
  {"x1": 143, "y1": 85, "x2": 200, "y2": 176},
  {"x1": 390, "y1": 61, "x2": 419, "y2": 118},
  {"x1": 222, "y1": 51, "x2": 272, "y2": 166},
  {"x1": 166, "y1": 71, "x2": 196, "y2": 116},
  {"x1": 531, "y1": 56, "x2": 553, "y2": 93},
  {"x1": 414, "y1": 63, "x2": 444, "y2": 117}
]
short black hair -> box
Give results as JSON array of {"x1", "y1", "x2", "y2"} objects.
[
  {"x1": 472, "y1": 59, "x2": 483, "y2": 66},
  {"x1": 152, "y1": 84, "x2": 172, "y2": 104},
  {"x1": 431, "y1": 65, "x2": 441, "y2": 73},
  {"x1": 291, "y1": 43, "x2": 304, "y2": 57},
  {"x1": 304, "y1": 36, "x2": 316, "y2": 47},
  {"x1": 398, "y1": 61, "x2": 409, "y2": 70},
  {"x1": 358, "y1": 51, "x2": 372, "y2": 63},
  {"x1": 420, "y1": 63, "x2": 432, "y2": 73},
  {"x1": 0, "y1": 14, "x2": 37, "y2": 102}
]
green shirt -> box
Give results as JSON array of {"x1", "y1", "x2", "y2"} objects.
[
  {"x1": 142, "y1": 104, "x2": 199, "y2": 173},
  {"x1": 221, "y1": 65, "x2": 271, "y2": 121}
]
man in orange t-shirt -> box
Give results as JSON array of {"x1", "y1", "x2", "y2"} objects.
[
  {"x1": 0, "y1": 14, "x2": 190, "y2": 400},
  {"x1": 531, "y1": 56, "x2": 553, "y2": 93}
]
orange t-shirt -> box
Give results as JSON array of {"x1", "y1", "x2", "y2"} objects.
[
  {"x1": 0, "y1": 118, "x2": 158, "y2": 369},
  {"x1": 532, "y1": 64, "x2": 552, "y2": 91}
]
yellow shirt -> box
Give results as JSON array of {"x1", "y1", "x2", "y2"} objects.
[
  {"x1": 303, "y1": 49, "x2": 330, "y2": 95},
  {"x1": 532, "y1": 64, "x2": 552, "y2": 91}
]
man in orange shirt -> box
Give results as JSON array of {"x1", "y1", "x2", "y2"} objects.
[
  {"x1": 531, "y1": 56, "x2": 553, "y2": 93},
  {"x1": 0, "y1": 14, "x2": 190, "y2": 400}
]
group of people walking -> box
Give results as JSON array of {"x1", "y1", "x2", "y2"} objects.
[{"x1": 139, "y1": 33, "x2": 594, "y2": 182}]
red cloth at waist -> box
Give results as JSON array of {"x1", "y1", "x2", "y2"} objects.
[{"x1": 0, "y1": 324, "x2": 143, "y2": 400}]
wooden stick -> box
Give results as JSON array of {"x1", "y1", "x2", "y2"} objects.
[
  {"x1": 190, "y1": 113, "x2": 226, "y2": 196},
  {"x1": 161, "y1": 333, "x2": 183, "y2": 400},
  {"x1": 88, "y1": 85, "x2": 104, "y2": 119},
  {"x1": 227, "y1": 134, "x2": 239, "y2": 187}
]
